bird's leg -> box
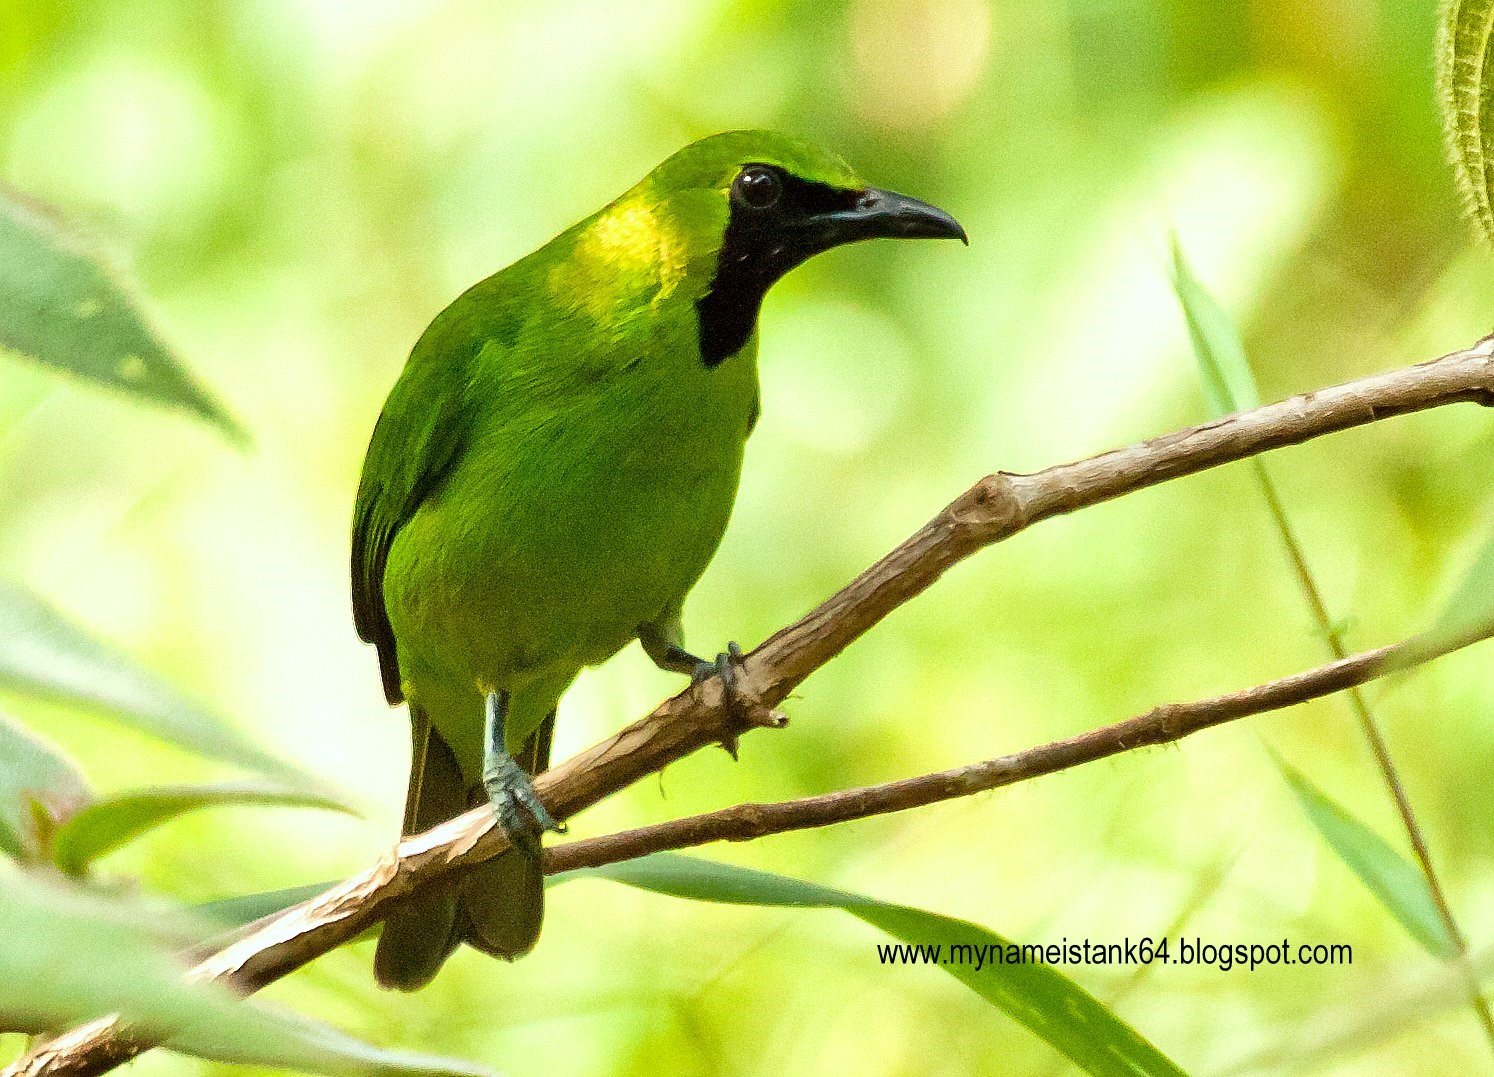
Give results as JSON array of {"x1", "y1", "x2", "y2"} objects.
[
  {"x1": 642, "y1": 641, "x2": 703, "y2": 677},
  {"x1": 481, "y1": 690, "x2": 563, "y2": 858},
  {"x1": 637, "y1": 621, "x2": 704, "y2": 677}
]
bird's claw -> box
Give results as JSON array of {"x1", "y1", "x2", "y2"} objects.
[
  {"x1": 482, "y1": 690, "x2": 565, "y2": 859},
  {"x1": 483, "y1": 753, "x2": 565, "y2": 859},
  {"x1": 690, "y1": 642, "x2": 784, "y2": 758},
  {"x1": 690, "y1": 640, "x2": 743, "y2": 690}
]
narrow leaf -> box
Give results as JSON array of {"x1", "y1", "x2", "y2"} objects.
[
  {"x1": 559, "y1": 854, "x2": 1187, "y2": 1077},
  {"x1": 1275, "y1": 760, "x2": 1457, "y2": 959},
  {"x1": 1439, "y1": 0, "x2": 1494, "y2": 247},
  {"x1": 52, "y1": 782, "x2": 358, "y2": 875},
  {"x1": 0, "y1": 710, "x2": 93, "y2": 861},
  {"x1": 195, "y1": 882, "x2": 332, "y2": 927},
  {"x1": 0, "y1": 866, "x2": 490, "y2": 1075},
  {"x1": 1170, "y1": 235, "x2": 1260, "y2": 416},
  {"x1": 239, "y1": 1009, "x2": 495, "y2": 1077},
  {"x1": 0, "y1": 579, "x2": 318, "y2": 788},
  {"x1": 0, "y1": 187, "x2": 246, "y2": 443},
  {"x1": 1425, "y1": 528, "x2": 1494, "y2": 647}
]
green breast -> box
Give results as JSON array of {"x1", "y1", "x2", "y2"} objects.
[{"x1": 383, "y1": 310, "x2": 758, "y2": 700}]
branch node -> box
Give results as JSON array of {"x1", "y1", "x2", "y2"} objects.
[
  {"x1": 707, "y1": 668, "x2": 788, "y2": 760},
  {"x1": 950, "y1": 472, "x2": 1025, "y2": 539},
  {"x1": 721, "y1": 700, "x2": 788, "y2": 758},
  {"x1": 750, "y1": 707, "x2": 790, "y2": 730}
]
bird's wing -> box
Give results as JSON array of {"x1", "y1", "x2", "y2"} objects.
[{"x1": 351, "y1": 348, "x2": 471, "y2": 704}]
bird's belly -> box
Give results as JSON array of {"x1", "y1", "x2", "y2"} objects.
[{"x1": 385, "y1": 420, "x2": 744, "y2": 693}]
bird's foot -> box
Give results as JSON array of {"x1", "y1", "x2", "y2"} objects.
[
  {"x1": 481, "y1": 691, "x2": 564, "y2": 858},
  {"x1": 690, "y1": 642, "x2": 787, "y2": 759}
]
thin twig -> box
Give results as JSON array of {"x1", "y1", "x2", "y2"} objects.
[
  {"x1": 540, "y1": 626, "x2": 1490, "y2": 871},
  {"x1": 8, "y1": 339, "x2": 1492, "y2": 1077}
]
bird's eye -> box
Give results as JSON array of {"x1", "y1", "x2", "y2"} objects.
[{"x1": 732, "y1": 166, "x2": 782, "y2": 210}]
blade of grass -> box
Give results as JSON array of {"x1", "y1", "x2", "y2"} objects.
[
  {"x1": 559, "y1": 854, "x2": 1188, "y2": 1077},
  {"x1": 51, "y1": 782, "x2": 359, "y2": 876},
  {"x1": 1171, "y1": 237, "x2": 1494, "y2": 1047},
  {"x1": 194, "y1": 883, "x2": 334, "y2": 928},
  {"x1": 1274, "y1": 756, "x2": 1456, "y2": 958},
  {"x1": 1425, "y1": 528, "x2": 1494, "y2": 648}
]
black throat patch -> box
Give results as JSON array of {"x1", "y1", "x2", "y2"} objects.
[{"x1": 696, "y1": 171, "x2": 859, "y2": 368}]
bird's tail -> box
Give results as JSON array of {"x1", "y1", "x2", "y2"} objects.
[{"x1": 374, "y1": 706, "x2": 554, "y2": 991}]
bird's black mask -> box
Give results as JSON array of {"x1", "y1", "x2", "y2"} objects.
[{"x1": 696, "y1": 163, "x2": 966, "y2": 367}]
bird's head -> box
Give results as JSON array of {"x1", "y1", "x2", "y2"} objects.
[{"x1": 615, "y1": 130, "x2": 967, "y2": 365}]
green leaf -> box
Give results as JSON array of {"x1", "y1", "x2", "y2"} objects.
[
  {"x1": 1170, "y1": 235, "x2": 1260, "y2": 417},
  {"x1": 230, "y1": 1009, "x2": 495, "y2": 1077},
  {"x1": 1275, "y1": 759, "x2": 1457, "y2": 959},
  {"x1": 558, "y1": 854, "x2": 1187, "y2": 1077},
  {"x1": 0, "y1": 710, "x2": 93, "y2": 861},
  {"x1": 0, "y1": 187, "x2": 246, "y2": 444},
  {"x1": 1425, "y1": 528, "x2": 1494, "y2": 647},
  {"x1": 0, "y1": 866, "x2": 491, "y2": 1074},
  {"x1": 1439, "y1": 0, "x2": 1494, "y2": 247},
  {"x1": 195, "y1": 882, "x2": 333, "y2": 927},
  {"x1": 0, "y1": 578, "x2": 319, "y2": 789},
  {"x1": 51, "y1": 782, "x2": 358, "y2": 876}
]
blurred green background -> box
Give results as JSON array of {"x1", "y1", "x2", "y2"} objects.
[{"x1": 2, "y1": 0, "x2": 1492, "y2": 1073}]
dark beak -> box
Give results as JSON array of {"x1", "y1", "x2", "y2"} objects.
[{"x1": 819, "y1": 187, "x2": 968, "y2": 247}]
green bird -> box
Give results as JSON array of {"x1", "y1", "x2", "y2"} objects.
[{"x1": 353, "y1": 130, "x2": 964, "y2": 990}]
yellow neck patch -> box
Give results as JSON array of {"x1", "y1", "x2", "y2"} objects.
[
  {"x1": 588, "y1": 202, "x2": 672, "y2": 270},
  {"x1": 554, "y1": 198, "x2": 685, "y2": 321}
]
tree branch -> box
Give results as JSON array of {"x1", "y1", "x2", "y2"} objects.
[
  {"x1": 10, "y1": 338, "x2": 1492, "y2": 1077},
  {"x1": 541, "y1": 624, "x2": 1490, "y2": 872}
]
